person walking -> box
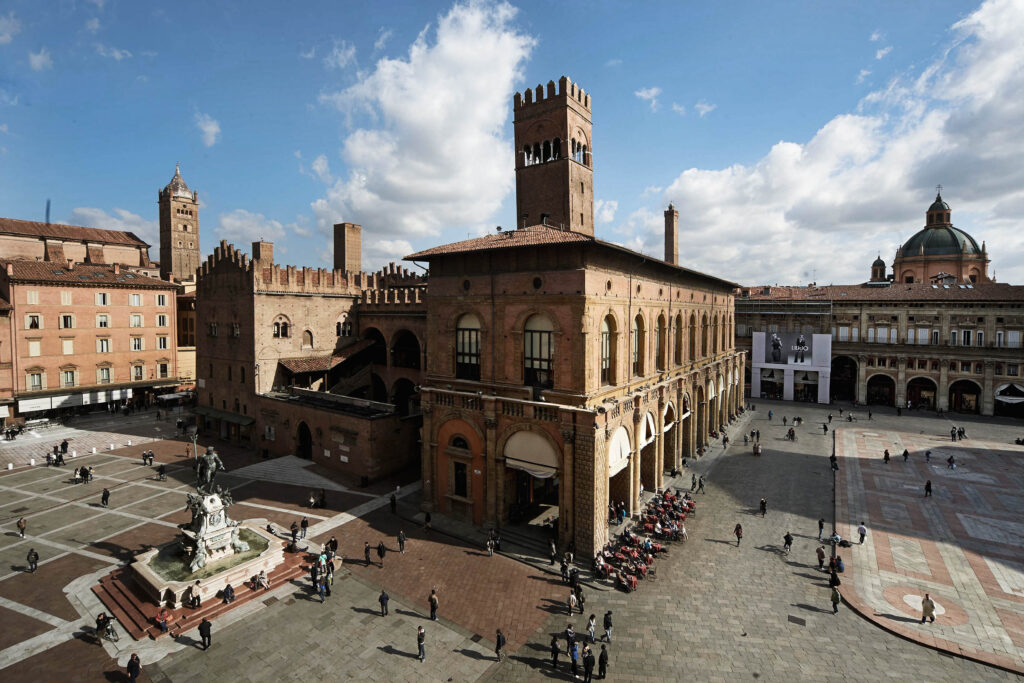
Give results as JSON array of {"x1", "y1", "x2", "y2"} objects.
[
  {"x1": 818, "y1": 518, "x2": 825, "y2": 541},
  {"x1": 734, "y1": 523, "x2": 743, "y2": 547},
  {"x1": 26, "y1": 548, "x2": 39, "y2": 572},
  {"x1": 300, "y1": 516, "x2": 308, "y2": 539},
  {"x1": 755, "y1": 429, "x2": 761, "y2": 442},
  {"x1": 417, "y1": 625, "x2": 426, "y2": 662},
  {"x1": 925, "y1": 480, "x2": 933, "y2": 497},
  {"x1": 575, "y1": 585, "x2": 586, "y2": 615},
  {"x1": 583, "y1": 644, "x2": 595, "y2": 682},
  {"x1": 567, "y1": 591, "x2": 578, "y2": 616},
  {"x1": 495, "y1": 628, "x2": 506, "y2": 662},
  {"x1": 389, "y1": 493, "x2": 397, "y2": 514},
  {"x1": 925, "y1": 450, "x2": 932, "y2": 463},
  {"x1": 569, "y1": 640, "x2": 580, "y2": 679},
  {"x1": 126, "y1": 653, "x2": 141, "y2": 683},
  {"x1": 587, "y1": 614, "x2": 596, "y2": 643},
  {"x1": 364, "y1": 541, "x2": 372, "y2": 566},
  {"x1": 424, "y1": 511, "x2": 432, "y2": 533},
  {"x1": 697, "y1": 476, "x2": 706, "y2": 494},
  {"x1": 429, "y1": 588, "x2": 439, "y2": 621},
  {"x1": 921, "y1": 593, "x2": 936, "y2": 624},
  {"x1": 822, "y1": 424, "x2": 828, "y2": 435},
  {"x1": 17, "y1": 517, "x2": 27, "y2": 538},
  {"x1": 831, "y1": 586, "x2": 842, "y2": 614},
  {"x1": 379, "y1": 589, "x2": 390, "y2": 616},
  {"x1": 486, "y1": 538, "x2": 495, "y2": 557},
  {"x1": 768, "y1": 410, "x2": 773, "y2": 421},
  {"x1": 828, "y1": 413, "x2": 833, "y2": 424},
  {"x1": 902, "y1": 449, "x2": 910, "y2": 462},
  {"x1": 101, "y1": 488, "x2": 110, "y2": 507},
  {"x1": 867, "y1": 410, "x2": 872, "y2": 421},
  {"x1": 816, "y1": 545, "x2": 826, "y2": 570},
  {"x1": 550, "y1": 635, "x2": 561, "y2": 669},
  {"x1": 290, "y1": 522, "x2": 299, "y2": 545},
  {"x1": 398, "y1": 529, "x2": 406, "y2": 554},
  {"x1": 759, "y1": 498, "x2": 767, "y2": 517},
  {"x1": 883, "y1": 449, "x2": 890, "y2": 464},
  {"x1": 377, "y1": 541, "x2": 386, "y2": 567},
  {"x1": 598, "y1": 644, "x2": 609, "y2": 679},
  {"x1": 603, "y1": 610, "x2": 613, "y2": 642},
  {"x1": 198, "y1": 617, "x2": 212, "y2": 651},
  {"x1": 783, "y1": 531, "x2": 793, "y2": 554},
  {"x1": 691, "y1": 473, "x2": 697, "y2": 492},
  {"x1": 317, "y1": 577, "x2": 327, "y2": 603},
  {"x1": 550, "y1": 539, "x2": 558, "y2": 565},
  {"x1": 561, "y1": 557, "x2": 570, "y2": 584},
  {"x1": 857, "y1": 521, "x2": 867, "y2": 544}
]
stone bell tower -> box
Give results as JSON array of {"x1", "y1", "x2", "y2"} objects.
[
  {"x1": 513, "y1": 76, "x2": 594, "y2": 235},
  {"x1": 158, "y1": 164, "x2": 201, "y2": 282}
]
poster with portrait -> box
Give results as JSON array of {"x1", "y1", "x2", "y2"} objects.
[{"x1": 764, "y1": 332, "x2": 813, "y2": 365}]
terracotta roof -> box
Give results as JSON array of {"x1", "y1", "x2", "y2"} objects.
[
  {"x1": 0, "y1": 294, "x2": 10, "y2": 311},
  {"x1": 278, "y1": 339, "x2": 374, "y2": 374},
  {"x1": 0, "y1": 217, "x2": 149, "y2": 247},
  {"x1": 404, "y1": 226, "x2": 592, "y2": 260},
  {"x1": 2, "y1": 260, "x2": 174, "y2": 289},
  {"x1": 740, "y1": 282, "x2": 1024, "y2": 302}
]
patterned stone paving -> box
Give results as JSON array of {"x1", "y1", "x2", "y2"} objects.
[{"x1": 837, "y1": 427, "x2": 1024, "y2": 673}]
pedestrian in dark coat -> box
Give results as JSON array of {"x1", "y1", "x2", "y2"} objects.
[
  {"x1": 818, "y1": 518, "x2": 825, "y2": 541},
  {"x1": 602, "y1": 611, "x2": 613, "y2": 642},
  {"x1": 126, "y1": 654, "x2": 141, "y2": 682},
  {"x1": 495, "y1": 629, "x2": 506, "y2": 661},
  {"x1": 550, "y1": 635, "x2": 560, "y2": 669},
  {"x1": 390, "y1": 493, "x2": 397, "y2": 514},
  {"x1": 377, "y1": 541, "x2": 386, "y2": 567},
  {"x1": 198, "y1": 618, "x2": 212, "y2": 650},
  {"x1": 925, "y1": 480, "x2": 932, "y2": 497},
  {"x1": 560, "y1": 558, "x2": 569, "y2": 583},
  {"x1": 734, "y1": 523, "x2": 743, "y2": 546},
  {"x1": 379, "y1": 590, "x2": 389, "y2": 616},
  {"x1": 364, "y1": 541, "x2": 372, "y2": 566},
  {"x1": 429, "y1": 588, "x2": 438, "y2": 620},
  {"x1": 598, "y1": 644, "x2": 609, "y2": 678},
  {"x1": 583, "y1": 645, "x2": 595, "y2": 682},
  {"x1": 549, "y1": 539, "x2": 557, "y2": 565},
  {"x1": 300, "y1": 517, "x2": 308, "y2": 539},
  {"x1": 290, "y1": 522, "x2": 298, "y2": 544},
  {"x1": 398, "y1": 530, "x2": 406, "y2": 554},
  {"x1": 417, "y1": 626, "x2": 426, "y2": 661},
  {"x1": 26, "y1": 548, "x2": 39, "y2": 572},
  {"x1": 101, "y1": 488, "x2": 110, "y2": 507}
]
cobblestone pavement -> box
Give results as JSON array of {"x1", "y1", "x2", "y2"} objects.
[{"x1": 837, "y1": 427, "x2": 1024, "y2": 672}]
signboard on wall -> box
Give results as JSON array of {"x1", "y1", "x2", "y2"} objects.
[{"x1": 764, "y1": 332, "x2": 813, "y2": 365}]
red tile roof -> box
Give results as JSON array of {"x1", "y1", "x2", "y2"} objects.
[
  {"x1": 2, "y1": 260, "x2": 174, "y2": 289},
  {"x1": 404, "y1": 225, "x2": 592, "y2": 260},
  {"x1": 740, "y1": 282, "x2": 1024, "y2": 302},
  {"x1": 0, "y1": 295, "x2": 10, "y2": 311},
  {"x1": 278, "y1": 339, "x2": 374, "y2": 374},
  {"x1": 0, "y1": 217, "x2": 149, "y2": 247}
]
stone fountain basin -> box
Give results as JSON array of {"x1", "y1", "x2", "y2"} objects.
[{"x1": 131, "y1": 522, "x2": 286, "y2": 608}]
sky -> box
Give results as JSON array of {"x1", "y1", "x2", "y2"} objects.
[{"x1": 2, "y1": 0, "x2": 1024, "y2": 286}]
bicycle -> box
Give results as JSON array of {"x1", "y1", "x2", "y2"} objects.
[{"x1": 95, "y1": 620, "x2": 119, "y2": 643}]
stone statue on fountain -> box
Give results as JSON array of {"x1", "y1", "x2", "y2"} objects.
[{"x1": 180, "y1": 446, "x2": 248, "y2": 573}]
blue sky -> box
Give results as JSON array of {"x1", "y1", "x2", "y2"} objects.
[{"x1": 3, "y1": 0, "x2": 1023, "y2": 285}]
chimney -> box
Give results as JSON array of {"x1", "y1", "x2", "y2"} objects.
[
  {"x1": 334, "y1": 222, "x2": 362, "y2": 273},
  {"x1": 251, "y1": 240, "x2": 274, "y2": 264},
  {"x1": 113, "y1": 263, "x2": 120, "y2": 275},
  {"x1": 67, "y1": 259, "x2": 74, "y2": 270},
  {"x1": 664, "y1": 203, "x2": 679, "y2": 265}
]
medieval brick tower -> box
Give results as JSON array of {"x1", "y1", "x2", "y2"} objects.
[
  {"x1": 513, "y1": 76, "x2": 594, "y2": 235},
  {"x1": 158, "y1": 164, "x2": 201, "y2": 282}
]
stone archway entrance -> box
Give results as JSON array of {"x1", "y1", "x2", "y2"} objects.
[
  {"x1": 297, "y1": 421, "x2": 313, "y2": 460},
  {"x1": 607, "y1": 426, "x2": 631, "y2": 516},
  {"x1": 663, "y1": 402, "x2": 677, "y2": 474},
  {"x1": 866, "y1": 375, "x2": 895, "y2": 407},
  {"x1": 830, "y1": 356, "x2": 857, "y2": 402},
  {"x1": 503, "y1": 431, "x2": 560, "y2": 525},
  {"x1": 948, "y1": 379, "x2": 981, "y2": 414},
  {"x1": 639, "y1": 412, "x2": 658, "y2": 494},
  {"x1": 906, "y1": 377, "x2": 937, "y2": 410}
]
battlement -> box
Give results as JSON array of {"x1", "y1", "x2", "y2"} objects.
[
  {"x1": 514, "y1": 76, "x2": 591, "y2": 113},
  {"x1": 359, "y1": 286, "x2": 426, "y2": 307},
  {"x1": 371, "y1": 262, "x2": 425, "y2": 288}
]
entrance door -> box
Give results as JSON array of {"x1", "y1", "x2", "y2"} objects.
[{"x1": 297, "y1": 421, "x2": 313, "y2": 459}]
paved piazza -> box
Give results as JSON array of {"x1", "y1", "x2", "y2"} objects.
[
  {"x1": 0, "y1": 407, "x2": 1022, "y2": 681},
  {"x1": 837, "y1": 426, "x2": 1024, "y2": 672}
]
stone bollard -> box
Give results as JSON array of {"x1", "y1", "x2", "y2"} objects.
[
  {"x1": 92, "y1": 447, "x2": 97, "y2": 454},
  {"x1": 30, "y1": 458, "x2": 35, "y2": 466},
  {"x1": 127, "y1": 440, "x2": 132, "y2": 446},
  {"x1": 7, "y1": 462, "x2": 12, "y2": 470},
  {"x1": 72, "y1": 450, "x2": 77, "y2": 457},
  {"x1": 110, "y1": 444, "x2": 115, "y2": 451}
]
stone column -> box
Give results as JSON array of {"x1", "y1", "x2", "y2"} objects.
[
  {"x1": 561, "y1": 426, "x2": 577, "y2": 551},
  {"x1": 938, "y1": 362, "x2": 950, "y2": 412},
  {"x1": 483, "y1": 414, "x2": 498, "y2": 525},
  {"x1": 896, "y1": 356, "x2": 908, "y2": 409},
  {"x1": 573, "y1": 429, "x2": 602, "y2": 557},
  {"x1": 982, "y1": 360, "x2": 995, "y2": 416},
  {"x1": 420, "y1": 401, "x2": 436, "y2": 512},
  {"x1": 857, "y1": 355, "x2": 868, "y2": 404},
  {"x1": 631, "y1": 402, "x2": 642, "y2": 515}
]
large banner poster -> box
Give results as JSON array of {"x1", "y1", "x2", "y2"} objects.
[{"x1": 764, "y1": 332, "x2": 812, "y2": 365}]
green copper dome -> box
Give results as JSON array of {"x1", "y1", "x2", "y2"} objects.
[
  {"x1": 902, "y1": 225, "x2": 981, "y2": 257},
  {"x1": 928, "y1": 193, "x2": 950, "y2": 212}
]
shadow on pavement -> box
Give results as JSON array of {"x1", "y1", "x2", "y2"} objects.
[
  {"x1": 394, "y1": 608, "x2": 424, "y2": 619},
  {"x1": 454, "y1": 647, "x2": 493, "y2": 661},
  {"x1": 874, "y1": 612, "x2": 920, "y2": 624},
  {"x1": 703, "y1": 538, "x2": 736, "y2": 545},
  {"x1": 378, "y1": 644, "x2": 418, "y2": 659},
  {"x1": 792, "y1": 603, "x2": 832, "y2": 614},
  {"x1": 351, "y1": 606, "x2": 379, "y2": 616}
]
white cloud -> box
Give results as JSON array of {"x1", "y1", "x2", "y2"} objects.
[
  {"x1": 374, "y1": 28, "x2": 393, "y2": 51},
  {"x1": 300, "y1": 46, "x2": 316, "y2": 59},
  {"x1": 634, "y1": 86, "x2": 661, "y2": 112},
  {"x1": 85, "y1": 18, "x2": 100, "y2": 33},
  {"x1": 869, "y1": 30, "x2": 883, "y2": 42},
  {"x1": 311, "y1": 154, "x2": 332, "y2": 183},
  {"x1": 88, "y1": 0, "x2": 106, "y2": 9},
  {"x1": 642, "y1": 185, "x2": 663, "y2": 197},
  {"x1": 594, "y1": 199, "x2": 618, "y2": 224},
  {"x1": 324, "y1": 40, "x2": 356, "y2": 69},
  {"x1": 29, "y1": 48, "x2": 52, "y2": 71},
  {"x1": 0, "y1": 89, "x2": 18, "y2": 107},
  {"x1": 215, "y1": 209, "x2": 311, "y2": 245},
  {"x1": 0, "y1": 12, "x2": 20, "y2": 45},
  {"x1": 856, "y1": 69, "x2": 871, "y2": 85},
  {"x1": 694, "y1": 100, "x2": 716, "y2": 117},
  {"x1": 0, "y1": 123, "x2": 7, "y2": 133},
  {"x1": 294, "y1": 150, "x2": 302, "y2": 159},
  {"x1": 96, "y1": 43, "x2": 132, "y2": 60},
  {"x1": 620, "y1": 0, "x2": 1024, "y2": 286},
  {"x1": 875, "y1": 46, "x2": 892, "y2": 60},
  {"x1": 605, "y1": 58, "x2": 622, "y2": 67},
  {"x1": 313, "y1": 0, "x2": 534, "y2": 271},
  {"x1": 671, "y1": 102, "x2": 686, "y2": 115},
  {"x1": 70, "y1": 207, "x2": 158, "y2": 248},
  {"x1": 195, "y1": 113, "x2": 220, "y2": 147}
]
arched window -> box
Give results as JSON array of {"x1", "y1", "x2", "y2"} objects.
[
  {"x1": 674, "y1": 313, "x2": 683, "y2": 365},
  {"x1": 451, "y1": 435, "x2": 469, "y2": 450},
  {"x1": 523, "y1": 314, "x2": 554, "y2": 388},
  {"x1": 689, "y1": 313, "x2": 697, "y2": 361},
  {"x1": 600, "y1": 315, "x2": 616, "y2": 385},
  {"x1": 712, "y1": 314, "x2": 719, "y2": 354},
  {"x1": 455, "y1": 313, "x2": 482, "y2": 380},
  {"x1": 273, "y1": 315, "x2": 291, "y2": 338},
  {"x1": 533, "y1": 143, "x2": 541, "y2": 163},
  {"x1": 523, "y1": 145, "x2": 531, "y2": 166},
  {"x1": 701, "y1": 313, "x2": 708, "y2": 358},
  {"x1": 336, "y1": 322, "x2": 342, "y2": 336},
  {"x1": 656, "y1": 315, "x2": 667, "y2": 371},
  {"x1": 632, "y1": 314, "x2": 646, "y2": 376},
  {"x1": 302, "y1": 330, "x2": 313, "y2": 349},
  {"x1": 552, "y1": 138, "x2": 561, "y2": 159},
  {"x1": 582, "y1": 145, "x2": 589, "y2": 166},
  {"x1": 543, "y1": 140, "x2": 552, "y2": 162}
]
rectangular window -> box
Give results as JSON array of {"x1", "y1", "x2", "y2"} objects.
[
  {"x1": 28, "y1": 372, "x2": 42, "y2": 391},
  {"x1": 59, "y1": 314, "x2": 73, "y2": 329},
  {"x1": 62, "y1": 339, "x2": 74, "y2": 355},
  {"x1": 997, "y1": 330, "x2": 1004, "y2": 347},
  {"x1": 156, "y1": 294, "x2": 167, "y2": 306},
  {"x1": 877, "y1": 327, "x2": 889, "y2": 343},
  {"x1": 26, "y1": 290, "x2": 39, "y2": 305},
  {"x1": 975, "y1": 363, "x2": 983, "y2": 374},
  {"x1": 133, "y1": 365, "x2": 143, "y2": 381},
  {"x1": 157, "y1": 314, "x2": 169, "y2": 327},
  {"x1": 600, "y1": 327, "x2": 612, "y2": 384},
  {"x1": 932, "y1": 330, "x2": 940, "y2": 344},
  {"x1": 27, "y1": 314, "x2": 41, "y2": 330},
  {"x1": 1009, "y1": 331, "x2": 1022, "y2": 348},
  {"x1": 97, "y1": 314, "x2": 109, "y2": 328},
  {"x1": 98, "y1": 367, "x2": 111, "y2": 384},
  {"x1": 131, "y1": 337, "x2": 143, "y2": 351},
  {"x1": 453, "y1": 461, "x2": 468, "y2": 498},
  {"x1": 917, "y1": 359, "x2": 927, "y2": 370},
  {"x1": 455, "y1": 328, "x2": 481, "y2": 381},
  {"x1": 950, "y1": 330, "x2": 958, "y2": 345},
  {"x1": 130, "y1": 294, "x2": 141, "y2": 306},
  {"x1": 130, "y1": 314, "x2": 143, "y2": 328},
  {"x1": 961, "y1": 362, "x2": 971, "y2": 372},
  {"x1": 61, "y1": 291, "x2": 72, "y2": 305},
  {"x1": 977, "y1": 331, "x2": 984, "y2": 347},
  {"x1": 209, "y1": 323, "x2": 218, "y2": 337},
  {"x1": 158, "y1": 336, "x2": 168, "y2": 350},
  {"x1": 96, "y1": 292, "x2": 109, "y2": 306},
  {"x1": 524, "y1": 330, "x2": 554, "y2": 388},
  {"x1": 97, "y1": 338, "x2": 110, "y2": 353},
  {"x1": 851, "y1": 327, "x2": 859, "y2": 342},
  {"x1": 918, "y1": 328, "x2": 929, "y2": 345},
  {"x1": 838, "y1": 326, "x2": 849, "y2": 342},
  {"x1": 907, "y1": 329, "x2": 915, "y2": 344},
  {"x1": 231, "y1": 322, "x2": 240, "y2": 338},
  {"x1": 28, "y1": 340, "x2": 41, "y2": 357},
  {"x1": 159, "y1": 363, "x2": 169, "y2": 378},
  {"x1": 867, "y1": 328, "x2": 875, "y2": 343},
  {"x1": 1009, "y1": 364, "x2": 1019, "y2": 377},
  {"x1": 962, "y1": 330, "x2": 972, "y2": 346},
  {"x1": 62, "y1": 370, "x2": 75, "y2": 388}
]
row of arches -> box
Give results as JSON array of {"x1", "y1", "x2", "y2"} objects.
[
  {"x1": 521, "y1": 137, "x2": 591, "y2": 168},
  {"x1": 830, "y1": 356, "x2": 985, "y2": 414},
  {"x1": 363, "y1": 326, "x2": 423, "y2": 370}
]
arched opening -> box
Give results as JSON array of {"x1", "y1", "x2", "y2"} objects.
[
  {"x1": 694, "y1": 386, "x2": 706, "y2": 450},
  {"x1": 582, "y1": 145, "x2": 588, "y2": 166},
  {"x1": 532, "y1": 143, "x2": 541, "y2": 164},
  {"x1": 391, "y1": 330, "x2": 421, "y2": 370},
  {"x1": 370, "y1": 373, "x2": 388, "y2": 402},
  {"x1": 542, "y1": 140, "x2": 552, "y2": 162},
  {"x1": 688, "y1": 313, "x2": 696, "y2": 361},
  {"x1": 552, "y1": 137, "x2": 561, "y2": 159},
  {"x1": 631, "y1": 314, "x2": 646, "y2": 376},
  {"x1": 639, "y1": 412, "x2": 658, "y2": 494},
  {"x1": 663, "y1": 402, "x2": 677, "y2": 473},
  {"x1": 272, "y1": 315, "x2": 291, "y2": 338},
  {"x1": 707, "y1": 380, "x2": 719, "y2": 433},
  {"x1": 674, "y1": 314, "x2": 683, "y2": 365},
  {"x1": 504, "y1": 430, "x2": 559, "y2": 526},
  {"x1": 296, "y1": 421, "x2": 313, "y2": 460},
  {"x1": 391, "y1": 378, "x2": 418, "y2": 417},
  {"x1": 680, "y1": 395, "x2": 692, "y2": 460},
  {"x1": 455, "y1": 313, "x2": 482, "y2": 380},
  {"x1": 701, "y1": 313, "x2": 708, "y2": 358},
  {"x1": 523, "y1": 314, "x2": 554, "y2": 389},
  {"x1": 712, "y1": 314, "x2": 719, "y2": 354},
  {"x1": 994, "y1": 382, "x2": 1024, "y2": 418},
  {"x1": 600, "y1": 315, "x2": 616, "y2": 385},
  {"x1": 656, "y1": 314, "x2": 667, "y2": 371},
  {"x1": 948, "y1": 379, "x2": 981, "y2": 414},
  {"x1": 866, "y1": 374, "x2": 896, "y2": 407},
  {"x1": 607, "y1": 426, "x2": 631, "y2": 517},
  {"x1": 906, "y1": 376, "x2": 937, "y2": 410},
  {"x1": 364, "y1": 328, "x2": 387, "y2": 365},
  {"x1": 301, "y1": 330, "x2": 313, "y2": 349},
  {"x1": 830, "y1": 356, "x2": 857, "y2": 402}
]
